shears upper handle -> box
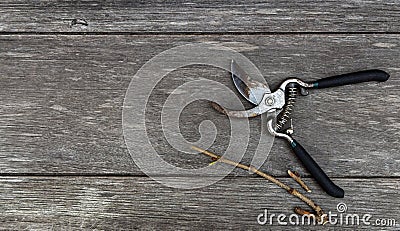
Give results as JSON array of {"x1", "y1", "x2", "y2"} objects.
[{"x1": 310, "y1": 69, "x2": 389, "y2": 89}]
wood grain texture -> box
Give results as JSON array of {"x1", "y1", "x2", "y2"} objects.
[
  {"x1": 0, "y1": 177, "x2": 398, "y2": 230},
  {"x1": 0, "y1": 35, "x2": 399, "y2": 176},
  {"x1": 0, "y1": 0, "x2": 400, "y2": 33},
  {"x1": 1, "y1": 1, "x2": 400, "y2": 229}
]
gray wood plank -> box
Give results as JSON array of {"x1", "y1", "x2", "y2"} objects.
[
  {"x1": 1, "y1": 34, "x2": 400, "y2": 90},
  {"x1": 0, "y1": 89, "x2": 134, "y2": 173},
  {"x1": 0, "y1": 177, "x2": 398, "y2": 230},
  {"x1": 0, "y1": 34, "x2": 399, "y2": 176},
  {"x1": 0, "y1": 0, "x2": 400, "y2": 33}
]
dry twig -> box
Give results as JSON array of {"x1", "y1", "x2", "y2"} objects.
[
  {"x1": 191, "y1": 145, "x2": 327, "y2": 223},
  {"x1": 294, "y1": 207, "x2": 314, "y2": 216},
  {"x1": 288, "y1": 170, "x2": 312, "y2": 193}
]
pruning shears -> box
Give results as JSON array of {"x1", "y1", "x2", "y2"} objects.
[{"x1": 212, "y1": 60, "x2": 390, "y2": 198}]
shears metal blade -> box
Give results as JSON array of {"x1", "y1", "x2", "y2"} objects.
[
  {"x1": 213, "y1": 60, "x2": 285, "y2": 118},
  {"x1": 231, "y1": 60, "x2": 270, "y2": 105}
]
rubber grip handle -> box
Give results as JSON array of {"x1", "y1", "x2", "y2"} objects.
[
  {"x1": 290, "y1": 139, "x2": 344, "y2": 198},
  {"x1": 312, "y1": 69, "x2": 389, "y2": 89}
]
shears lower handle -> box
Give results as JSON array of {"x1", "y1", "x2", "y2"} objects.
[
  {"x1": 289, "y1": 139, "x2": 344, "y2": 198},
  {"x1": 267, "y1": 120, "x2": 344, "y2": 198}
]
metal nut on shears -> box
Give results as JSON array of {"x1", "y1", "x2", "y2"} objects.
[{"x1": 265, "y1": 97, "x2": 274, "y2": 106}]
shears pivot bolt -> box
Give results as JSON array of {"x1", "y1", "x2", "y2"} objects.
[{"x1": 265, "y1": 97, "x2": 274, "y2": 106}]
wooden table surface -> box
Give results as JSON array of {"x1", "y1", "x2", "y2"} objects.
[{"x1": 0, "y1": 1, "x2": 399, "y2": 230}]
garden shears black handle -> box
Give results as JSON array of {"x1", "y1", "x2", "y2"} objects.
[
  {"x1": 289, "y1": 69, "x2": 389, "y2": 198},
  {"x1": 212, "y1": 60, "x2": 390, "y2": 198},
  {"x1": 290, "y1": 138, "x2": 344, "y2": 198},
  {"x1": 310, "y1": 69, "x2": 389, "y2": 89}
]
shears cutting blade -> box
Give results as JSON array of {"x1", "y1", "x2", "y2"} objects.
[{"x1": 231, "y1": 60, "x2": 270, "y2": 105}]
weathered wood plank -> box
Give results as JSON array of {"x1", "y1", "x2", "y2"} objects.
[
  {"x1": 0, "y1": 177, "x2": 398, "y2": 230},
  {"x1": 0, "y1": 89, "x2": 135, "y2": 173},
  {"x1": 0, "y1": 0, "x2": 399, "y2": 33},
  {"x1": 0, "y1": 34, "x2": 399, "y2": 176},
  {"x1": 1, "y1": 34, "x2": 400, "y2": 90}
]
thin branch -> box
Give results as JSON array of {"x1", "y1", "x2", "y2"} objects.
[
  {"x1": 288, "y1": 170, "x2": 312, "y2": 193},
  {"x1": 294, "y1": 207, "x2": 314, "y2": 216},
  {"x1": 191, "y1": 145, "x2": 327, "y2": 223}
]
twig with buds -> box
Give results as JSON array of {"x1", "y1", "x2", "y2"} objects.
[
  {"x1": 288, "y1": 170, "x2": 312, "y2": 193},
  {"x1": 191, "y1": 146, "x2": 327, "y2": 223}
]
